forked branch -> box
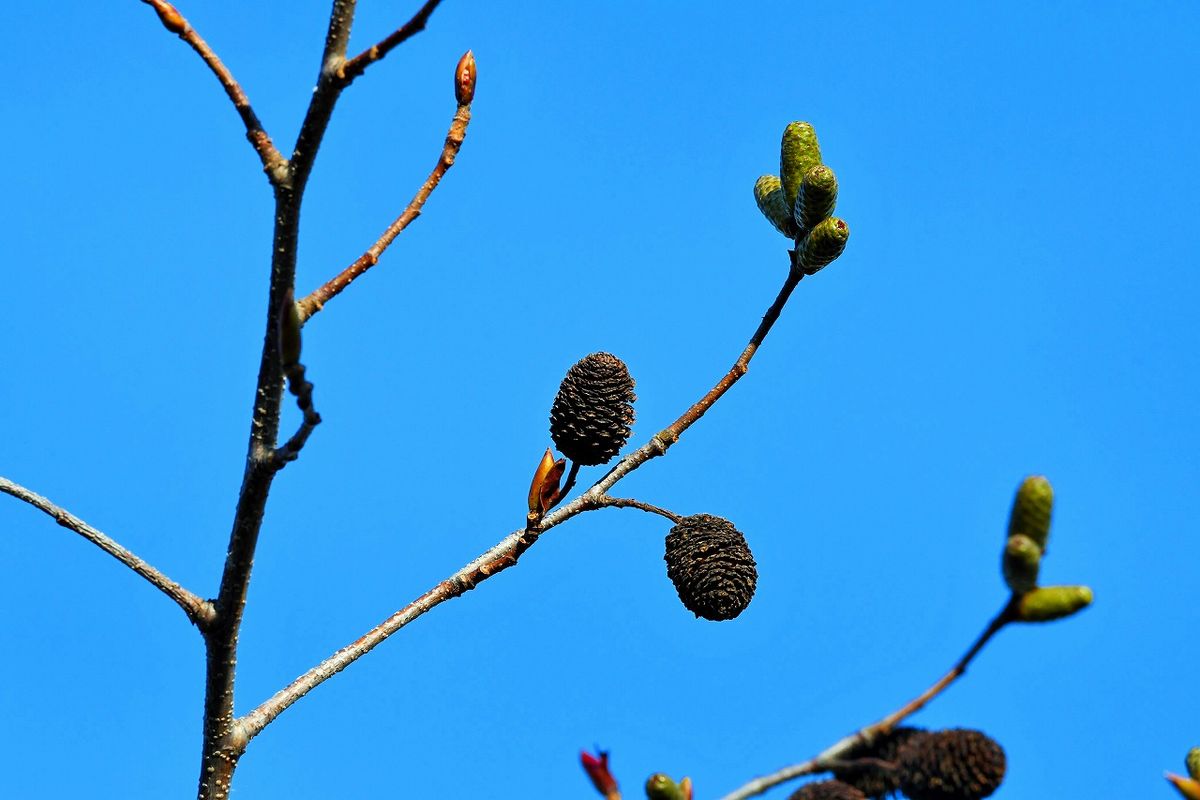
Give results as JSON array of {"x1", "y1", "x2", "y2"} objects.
[
  {"x1": 0, "y1": 476, "x2": 215, "y2": 628},
  {"x1": 139, "y1": 0, "x2": 287, "y2": 182},
  {"x1": 337, "y1": 0, "x2": 446, "y2": 85}
]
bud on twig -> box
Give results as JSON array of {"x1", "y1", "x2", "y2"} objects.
[
  {"x1": 780, "y1": 122, "x2": 823, "y2": 216},
  {"x1": 796, "y1": 217, "x2": 850, "y2": 274},
  {"x1": 455, "y1": 50, "x2": 476, "y2": 105},
  {"x1": 1008, "y1": 475, "x2": 1053, "y2": 552},
  {"x1": 146, "y1": 0, "x2": 187, "y2": 34},
  {"x1": 754, "y1": 175, "x2": 800, "y2": 238},
  {"x1": 1014, "y1": 585, "x2": 1093, "y2": 623},
  {"x1": 1001, "y1": 533, "x2": 1041, "y2": 595},
  {"x1": 646, "y1": 774, "x2": 687, "y2": 800},
  {"x1": 581, "y1": 749, "x2": 620, "y2": 800},
  {"x1": 528, "y1": 448, "x2": 565, "y2": 515}
]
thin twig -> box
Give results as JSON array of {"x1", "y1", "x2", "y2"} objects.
[
  {"x1": 337, "y1": 0, "x2": 445, "y2": 85},
  {"x1": 714, "y1": 599, "x2": 1018, "y2": 800},
  {"x1": 0, "y1": 476, "x2": 215, "y2": 628},
  {"x1": 139, "y1": 0, "x2": 287, "y2": 182},
  {"x1": 275, "y1": 362, "x2": 322, "y2": 464},
  {"x1": 297, "y1": 66, "x2": 474, "y2": 322},
  {"x1": 241, "y1": 248, "x2": 810, "y2": 738},
  {"x1": 593, "y1": 495, "x2": 682, "y2": 523}
]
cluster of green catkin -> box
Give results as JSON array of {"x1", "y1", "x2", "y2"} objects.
[
  {"x1": 1001, "y1": 476, "x2": 1093, "y2": 622},
  {"x1": 754, "y1": 122, "x2": 849, "y2": 273}
]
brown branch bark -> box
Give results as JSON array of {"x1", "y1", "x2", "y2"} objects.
[
  {"x1": 139, "y1": 0, "x2": 287, "y2": 182},
  {"x1": 337, "y1": 0, "x2": 445, "y2": 85},
  {"x1": 239, "y1": 248, "x2": 809, "y2": 739},
  {"x1": 297, "y1": 64, "x2": 474, "y2": 322},
  {"x1": 0, "y1": 476, "x2": 215, "y2": 628},
  {"x1": 714, "y1": 599, "x2": 1018, "y2": 800}
]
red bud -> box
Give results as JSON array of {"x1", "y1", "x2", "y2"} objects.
[
  {"x1": 581, "y1": 749, "x2": 619, "y2": 799},
  {"x1": 455, "y1": 50, "x2": 476, "y2": 105}
]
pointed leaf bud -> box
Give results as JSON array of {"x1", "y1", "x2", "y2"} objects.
[
  {"x1": 1167, "y1": 774, "x2": 1200, "y2": 800},
  {"x1": 679, "y1": 777, "x2": 693, "y2": 800},
  {"x1": 897, "y1": 729, "x2": 1006, "y2": 800},
  {"x1": 1002, "y1": 533, "x2": 1041, "y2": 595},
  {"x1": 147, "y1": 0, "x2": 187, "y2": 34},
  {"x1": 581, "y1": 749, "x2": 620, "y2": 799},
  {"x1": 646, "y1": 774, "x2": 687, "y2": 800},
  {"x1": 780, "y1": 122, "x2": 823, "y2": 216},
  {"x1": 664, "y1": 514, "x2": 757, "y2": 621},
  {"x1": 788, "y1": 780, "x2": 867, "y2": 800},
  {"x1": 795, "y1": 164, "x2": 839, "y2": 237},
  {"x1": 1014, "y1": 585, "x2": 1093, "y2": 623},
  {"x1": 528, "y1": 448, "x2": 565, "y2": 515},
  {"x1": 1008, "y1": 475, "x2": 1053, "y2": 552},
  {"x1": 754, "y1": 175, "x2": 800, "y2": 238},
  {"x1": 1188, "y1": 748, "x2": 1200, "y2": 782},
  {"x1": 796, "y1": 217, "x2": 849, "y2": 274},
  {"x1": 550, "y1": 353, "x2": 636, "y2": 465},
  {"x1": 455, "y1": 50, "x2": 476, "y2": 105}
]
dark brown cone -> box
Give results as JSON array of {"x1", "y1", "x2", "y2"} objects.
[
  {"x1": 832, "y1": 727, "x2": 925, "y2": 798},
  {"x1": 664, "y1": 514, "x2": 757, "y2": 621},
  {"x1": 549, "y1": 352, "x2": 636, "y2": 466},
  {"x1": 788, "y1": 779, "x2": 868, "y2": 800},
  {"x1": 897, "y1": 729, "x2": 1006, "y2": 800}
]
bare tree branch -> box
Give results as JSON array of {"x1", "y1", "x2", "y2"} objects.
[
  {"x1": 297, "y1": 52, "x2": 476, "y2": 323},
  {"x1": 240, "y1": 248, "x2": 811, "y2": 738},
  {"x1": 714, "y1": 599, "x2": 1018, "y2": 800},
  {"x1": 0, "y1": 476, "x2": 215, "y2": 628},
  {"x1": 592, "y1": 495, "x2": 682, "y2": 523},
  {"x1": 139, "y1": 0, "x2": 287, "y2": 183},
  {"x1": 337, "y1": 0, "x2": 445, "y2": 85}
]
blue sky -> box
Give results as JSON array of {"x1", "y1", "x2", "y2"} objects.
[{"x1": 1, "y1": 2, "x2": 1197, "y2": 798}]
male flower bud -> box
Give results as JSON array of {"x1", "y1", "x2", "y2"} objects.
[
  {"x1": 780, "y1": 122, "x2": 823, "y2": 215},
  {"x1": 1001, "y1": 533, "x2": 1041, "y2": 595},
  {"x1": 796, "y1": 217, "x2": 850, "y2": 274},
  {"x1": 754, "y1": 175, "x2": 800, "y2": 238},
  {"x1": 795, "y1": 164, "x2": 839, "y2": 237},
  {"x1": 1014, "y1": 585, "x2": 1093, "y2": 623},
  {"x1": 1008, "y1": 475, "x2": 1053, "y2": 552}
]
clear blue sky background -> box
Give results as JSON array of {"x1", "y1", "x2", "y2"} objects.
[{"x1": 1, "y1": 2, "x2": 1196, "y2": 798}]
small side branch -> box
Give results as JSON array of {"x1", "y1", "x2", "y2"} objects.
[
  {"x1": 592, "y1": 495, "x2": 682, "y2": 523},
  {"x1": 0, "y1": 476, "x2": 215, "y2": 628},
  {"x1": 337, "y1": 0, "x2": 445, "y2": 85},
  {"x1": 139, "y1": 0, "x2": 287, "y2": 182},
  {"x1": 715, "y1": 599, "x2": 1018, "y2": 800},
  {"x1": 297, "y1": 53, "x2": 475, "y2": 322},
  {"x1": 274, "y1": 361, "x2": 321, "y2": 465}
]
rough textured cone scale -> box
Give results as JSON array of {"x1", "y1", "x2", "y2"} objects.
[
  {"x1": 664, "y1": 514, "x2": 757, "y2": 621},
  {"x1": 781, "y1": 121, "x2": 823, "y2": 215},
  {"x1": 788, "y1": 779, "x2": 868, "y2": 800},
  {"x1": 797, "y1": 217, "x2": 850, "y2": 274},
  {"x1": 795, "y1": 164, "x2": 839, "y2": 236},
  {"x1": 1002, "y1": 533, "x2": 1041, "y2": 595},
  {"x1": 755, "y1": 174, "x2": 800, "y2": 237},
  {"x1": 832, "y1": 727, "x2": 925, "y2": 798},
  {"x1": 1008, "y1": 475, "x2": 1053, "y2": 551},
  {"x1": 549, "y1": 352, "x2": 635, "y2": 466},
  {"x1": 897, "y1": 729, "x2": 1006, "y2": 800}
]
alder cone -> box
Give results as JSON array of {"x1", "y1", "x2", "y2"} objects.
[
  {"x1": 832, "y1": 727, "x2": 925, "y2": 798},
  {"x1": 897, "y1": 729, "x2": 1006, "y2": 800},
  {"x1": 664, "y1": 514, "x2": 757, "y2": 621},
  {"x1": 788, "y1": 780, "x2": 867, "y2": 800},
  {"x1": 549, "y1": 352, "x2": 636, "y2": 465}
]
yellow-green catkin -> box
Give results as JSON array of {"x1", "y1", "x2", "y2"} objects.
[
  {"x1": 1015, "y1": 585, "x2": 1093, "y2": 622},
  {"x1": 795, "y1": 164, "x2": 838, "y2": 236},
  {"x1": 1008, "y1": 475, "x2": 1054, "y2": 552},
  {"x1": 754, "y1": 174, "x2": 800, "y2": 238},
  {"x1": 1002, "y1": 533, "x2": 1041, "y2": 594},
  {"x1": 780, "y1": 122, "x2": 822, "y2": 218},
  {"x1": 796, "y1": 217, "x2": 849, "y2": 274}
]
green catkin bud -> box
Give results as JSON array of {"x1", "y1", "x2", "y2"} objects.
[
  {"x1": 780, "y1": 122, "x2": 823, "y2": 216},
  {"x1": 1008, "y1": 475, "x2": 1054, "y2": 552},
  {"x1": 1014, "y1": 585, "x2": 1093, "y2": 623},
  {"x1": 645, "y1": 774, "x2": 687, "y2": 800},
  {"x1": 796, "y1": 217, "x2": 849, "y2": 274},
  {"x1": 1002, "y1": 533, "x2": 1041, "y2": 595},
  {"x1": 1186, "y1": 747, "x2": 1200, "y2": 782},
  {"x1": 795, "y1": 164, "x2": 839, "y2": 236},
  {"x1": 754, "y1": 174, "x2": 800, "y2": 238}
]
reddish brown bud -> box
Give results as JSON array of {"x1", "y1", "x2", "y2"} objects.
[
  {"x1": 147, "y1": 0, "x2": 187, "y2": 34},
  {"x1": 581, "y1": 749, "x2": 619, "y2": 799},
  {"x1": 455, "y1": 50, "x2": 476, "y2": 105},
  {"x1": 528, "y1": 448, "x2": 565, "y2": 515}
]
